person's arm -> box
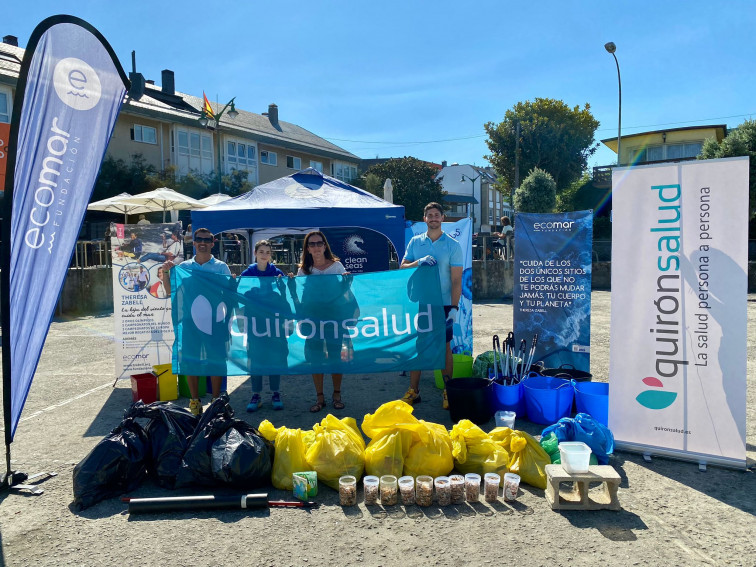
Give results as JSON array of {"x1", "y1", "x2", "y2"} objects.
[
  {"x1": 162, "y1": 260, "x2": 175, "y2": 295},
  {"x1": 400, "y1": 239, "x2": 432, "y2": 268},
  {"x1": 450, "y1": 266, "x2": 463, "y2": 307}
]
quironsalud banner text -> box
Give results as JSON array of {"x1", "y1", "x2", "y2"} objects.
[
  {"x1": 513, "y1": 211, "x2": 593, "y2": 371},
  {"x1": 171, "y1": 265, "x2": 446, "y2": 376}
]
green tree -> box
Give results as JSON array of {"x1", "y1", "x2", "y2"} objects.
[
  {"x1": 484, "y1": 98, "x2": 600, "y2": 193},
  {"x1": 698, "y1": 120, "x2": 756, "y2": 219},
  {"x1": 92, "y1": 153, "x2": 156, "y2": 201},
  {"x1": 555, "y1": 173, "x2": 592, "y2": 212},
  {"x1": 514, "y1": 167, "x2": 556, "y2": 213},
  {"x1": 362, "y1": 157, "x2": 446, "y2": 220}
]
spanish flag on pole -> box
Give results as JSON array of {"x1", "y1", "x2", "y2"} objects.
[{"x1": 203, "y1": 92, "x2": 215, "y2": 119}]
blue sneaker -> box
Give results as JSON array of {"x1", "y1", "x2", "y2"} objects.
[
  {"x1": 271, "y1": 391, "x2": 284, "y2": 410},
  {"x1": 246, "y1": 393, "x2": 262, "y2": 413}
]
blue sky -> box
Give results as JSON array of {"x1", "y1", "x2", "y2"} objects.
[{"x1": 6, "y1": 1, "x2": 755, "y2": 170}]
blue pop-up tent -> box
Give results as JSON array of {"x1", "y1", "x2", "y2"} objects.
[{"x1": 191, "y1": 168, "x2": 406, "y2": 258}]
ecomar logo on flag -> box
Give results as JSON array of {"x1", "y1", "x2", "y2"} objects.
[{"x1": 202, "y1": 92, "x2": 215, "y2": 120}]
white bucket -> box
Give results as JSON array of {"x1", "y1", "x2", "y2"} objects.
[
  {"x1": 558, "y1": 441, "x2": 592, "y2": 474},
  {"x1": 494, "y1": 410, "x2": 516, "y2": 429}
]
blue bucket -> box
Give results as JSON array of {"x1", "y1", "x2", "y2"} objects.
[
  {"x1": 573, "y1": 381, "x2": 609, "y2": 426},
  {"x1": 490, "y1": 381, "x2": 527, "y2": 417},
  {"x1": 522, "y1": 375, "x2": 574, "y2": 425}
]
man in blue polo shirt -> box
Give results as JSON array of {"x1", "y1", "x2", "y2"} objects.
[
  {"x1": 162, "y1": 227, "x2": 232, "y2": 416},
  {"x1": 400, "y1": 202, "x2": 463, "y2": 409}
]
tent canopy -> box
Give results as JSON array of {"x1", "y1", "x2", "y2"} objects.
[{"x1": 191, "y1": 168, "x2": 406, "y2": 258}]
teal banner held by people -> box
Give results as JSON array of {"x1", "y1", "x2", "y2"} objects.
[{"x1": 171, "y1": 265, "x2": 446, "y2": 376}]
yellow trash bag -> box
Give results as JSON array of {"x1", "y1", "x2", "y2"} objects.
[
  {"x1": 364, "y1": 429, "x2": 414, "y2": 478},
  {"x1": 491, "y1": 427, "x2": 550, "y2": 489},
  {"x1": 362, "y1": 400, "x2": 423, "y2": 438},
  {"x1": 450, "y1": 420, "x2": 511, "y2": 477},
  {"x1": 258, "y1": 420, "x2": 310, "y2": 490},
  {"x1": 403, "y1": 420, "x2": 454, "y2": 478},
  {"x1": 361, "y1": 401, "x2": 452, "y2": 478},
  {"x1": 306, "y1": 414, "x2": 366, "y2": 490}
]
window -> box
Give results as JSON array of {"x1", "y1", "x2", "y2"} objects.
[
  {"x1": 225, "y1": 138, "x2": 257, "y2": 182},
  {"x1": 309, "y1": 160, "x2": 323, "y2": 172},
  {"x1": 647, "y1": 145, "x2": 663, "y2": 161},
  {"x1": 261, "y1": 150, "x2": 277, "y2": 166},
  {"x1": 640, "y1": 142, "x2": 704, "y2": 163},
  {"x1": 175, "y1": 127, "x2": 213, "y2": 176},
  {"x1": 132, "y1": 124, "x2": 157, "y2": 144},
  {"x1": 332, "y1": 161, "x2": 358, "y2": 182},
  {"x1": 286, "y1": 155, "x2": 302, "y2": 170},
  {"x1": 0, "y1": 88, "x2": 10, "y2": 123},
  {"x1": 683, "y1": 142, "x2": 702, "y2": 158}
]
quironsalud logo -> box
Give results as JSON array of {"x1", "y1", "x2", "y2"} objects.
[
  {"x1": 636, "y1": 376, "x2": 677, "y2": 410},
  {"x1": 53, "y1": 57, "x2": 102, "y2": 111},
  {"x1": 190, "y1": 295, "x2": 227, "y2": 334}
]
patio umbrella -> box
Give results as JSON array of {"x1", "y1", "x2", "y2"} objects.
[
  {"x1": 86, "y1": 192, "x2": 154, "y2": 223},
  {"x1": 119, "y1": 187, "x2": 208, "y2": 222},
  {"x1": 198, "y1": 193, "x2": 233, "y2": 206}
]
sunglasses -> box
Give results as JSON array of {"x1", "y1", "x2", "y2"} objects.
[
  {"x1": 194, "y1": 236, "x2": 213, "y2": 243},
  {"x1": 307, "y1": 240, "x2": 325, "y2": 248}
]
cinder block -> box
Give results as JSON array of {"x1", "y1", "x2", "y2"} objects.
[{"x1": 545, "y1": 464, "x2": 621, "y2": 511}]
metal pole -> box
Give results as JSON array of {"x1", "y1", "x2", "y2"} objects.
[
  {"x1": 612, "y1": 52, "x2": 622, "y2": 166},
  {"x1": 217, "y1": 128, "x2": 222, "y2": 193},
  {"x1": 513, "y1": 121, "x2": 520, "y2": 214}
]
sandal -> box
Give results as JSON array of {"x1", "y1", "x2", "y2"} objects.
[
  {"x1": 310, "y1": 393, "x2": 326, "y2": 413},
  {"x1": 332, "y1": 390, "x2": 345, "y2": 410}
]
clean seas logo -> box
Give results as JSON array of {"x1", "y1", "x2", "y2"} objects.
[
  {"x1": 53, "y1": 57, "x2": 102, "y2": 111},
  {"x1": 344, "y1": 234, "x2": 366, "y2": 255},
  {"x1": 636, "y1": 376, "x2": 678, "y2": 410}
]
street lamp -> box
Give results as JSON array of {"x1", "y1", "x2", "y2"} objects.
[
  {"x1": 460, "y1": 173, "x2": 480, "y2": 226},
  {"x1": 198, "y1": 97, "x2": 239, "y2": 193},
  {"x1": 604, "y1": 42, "x2": 622, "y2": 166}
]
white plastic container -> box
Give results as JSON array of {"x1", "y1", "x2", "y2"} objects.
[
  {"x1": 494, "y1": 410, "x2": 516, "y2": 429},
  {"x1": 559, "y1": 441, "x2": 592, "y2": 474}
]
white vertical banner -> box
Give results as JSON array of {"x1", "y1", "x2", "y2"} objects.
[
  {"x1": 111, "y1": 222, "x2": 180, "y2": 379},
  {"x1": 609, "y1": 157, "x2": 749, "y2": 468}
]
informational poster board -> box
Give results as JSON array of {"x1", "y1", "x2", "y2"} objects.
[
  {"x1": 512, "y1": 211, "x2": 593, "y2": 370},
  {"x1": 406, "y1": 217, "x2": 473, "y2": 355},
  {"x1": 111, "y1": 222, "x2": 182, "y2": 379},
  {"x1": 609, "y1": 158, "x2": 748, "y2": 468}
]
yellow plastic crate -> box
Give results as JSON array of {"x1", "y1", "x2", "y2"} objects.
[{"x1": 153, "y1": 363, "x2": 178, "y2": 401}]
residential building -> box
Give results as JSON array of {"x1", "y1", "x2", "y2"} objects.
[
  {"x1": 594, "y1": 125, "x2": 727, "y2": 188},
  {"x1": 435, "y1": 163, "x2": 511, "y2": 233},
  {"x1": 0, "y1": 35, "x2": 360, "y2": 199}
]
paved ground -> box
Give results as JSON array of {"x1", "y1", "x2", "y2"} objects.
[{"x1": 0, "y1": 292, "x2": 754, "y2": 566}]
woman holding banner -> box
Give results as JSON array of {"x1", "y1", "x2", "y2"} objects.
[{"x1": 291, "y1": 231, "x2": 352, "y2": 413}]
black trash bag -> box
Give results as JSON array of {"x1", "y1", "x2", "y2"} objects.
[
  {"x1": 72, "y1": 417, "x2": 149, "y2": 510},
  {"x1": 175, "y1": 394, "x2": 273, "y2": 488},
  {"x1": 132, "y1": 401, "x2": 199, "y2": 488}
]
